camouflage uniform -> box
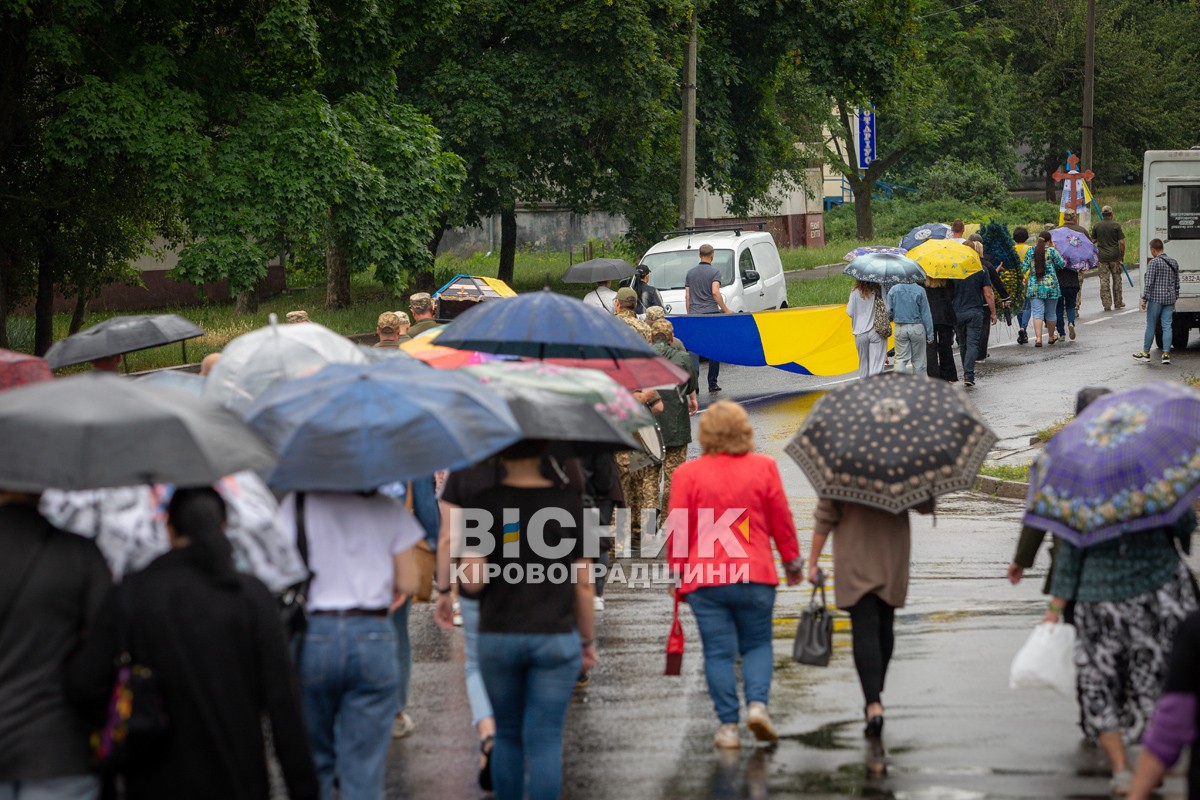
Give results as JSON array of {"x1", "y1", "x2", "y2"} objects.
[
  {"x1": 651, "y1": 322, "x2": 697, "y2": 518},
  {"x1": 615, "y1": 307, "x2": 653, "y2": 343}
]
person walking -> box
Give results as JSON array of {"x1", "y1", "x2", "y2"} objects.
[
  {"x1": 1022, "y1": 230, "x2": 1064, "y2": 347},
  {"x1": 1134, "y1": 239, "x2": 1180, "y2": 365},
  {"x1": 1092, "y1": 205, "x2": 1127, "y2": 311},
  {"x1": 666, "y1": 401, "x2": 803, "y2": 749},
  {"x1": 1054, "y1": 244, "x2": 1082, "y2": 342},
  {"x1": 613, "y1": 287, "x2": 653, "y2": 342},
  {"x1": 1129, "y1": 609, "x2": 1200, "y2": 799},
  {"x1": 0, "y1": 490, "x2": 111, "y2": 800},
  {"x1": 407, "y1": 293, "x2": 439, "y2": 336},
  {"x1": 1013, "y1": 227, "x2": 1034, "y2": 344},
  {"x1": 684, "y1": 243, "x2": 730, "y2": 394},
  {"x1": 807, "y1": 496, "x2": 935, "y2": 739},
  {"x1": 455, "y1": 440, "x2": 597, "y2": 800},
  {"x1": 887, "y1": 280, "x2": 933, "y2": 375},
  {"x1": 924, "y1": 277, "x2": 958, "y2": 382},
  {"x1": 582, "y1": 280, "x2": 617, "y2": 312},
  {"x1": 969, "y1": 235, "x2": 1007, "y2": 362},
  {"x1": 66, "y1": 488, "x2": 318, "y2": 800},
  {"x1": 1060, "y1": 209, "x2": 1092, "y2": 316},
  {"x1": 847, "y1": 280, "x2": 887, "y2": 380},
  {"x1": 374, "y1": 311, "x2": 405, "y2": 349},
  {"x1": 282, "y1": 490, "x2": 423, "y2": 800},
  {"x1": 651, "y1": 319, "x2": 698, "y2": 523},
  {"x1": 952, "y1": 260, "x2": 996, "y2": 387},
  {"x1": 1043, "y1": 513, "x2": 1198, "y2": 794}
]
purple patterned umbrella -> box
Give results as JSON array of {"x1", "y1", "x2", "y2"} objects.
[
  {"x1": 843, "y1": 245, "x2": 907, "y2": 263},
  {"x1": 1050, "y1": 227, "x2": 1098, "y2": 272},
  {"x1": 1023, "y1": 382, "x2": 1200, "y2": 547}
]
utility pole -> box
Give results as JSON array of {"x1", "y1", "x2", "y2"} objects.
[
  {"x1": 1081, "y1": 0, "x2": 1096, "y2": 174},
  {"x1": 678, "y1": 9, "x2": 698, "y2": 230}
]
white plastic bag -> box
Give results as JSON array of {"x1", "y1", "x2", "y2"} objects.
[{"x1": 1009, "y1": 622, "x2": 1078, "y2": 696}]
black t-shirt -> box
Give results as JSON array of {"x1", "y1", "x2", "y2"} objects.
[
  {"x1": 1162, "y1": 610, "x2": 1200, "y2": 799},
  {"x1": 951, "y1": 268, "x2": 993, "y2": 317},
  {"x1": 468, "y1": 486, "x2": 586, "y2": 635}
]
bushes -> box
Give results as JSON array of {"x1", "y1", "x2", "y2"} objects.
[
  {"x1": 917, "y1": 158, "x2": 1010, "y2": 207},
  {"x1": 824, "y1": 194, "x2": 1061, "y2": 244}
]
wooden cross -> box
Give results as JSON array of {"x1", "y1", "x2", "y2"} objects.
[{"x1": 1052, "y1": 153, "x2": 1094, "y2": 212}]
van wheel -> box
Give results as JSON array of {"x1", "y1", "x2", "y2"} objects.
[
  {"x1": 1155, "y1": 328, "x2": 1164, "y2": 351},
  {"x1": 779, "y1": 301, "x2": 789, "y2": 309},
  {"x1": 1173, "y1": 320, "x2": 1190, "y2": 351}
]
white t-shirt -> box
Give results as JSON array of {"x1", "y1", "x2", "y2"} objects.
[
  {"x1": 582, "y1": 286, "x2": 617, "y2": 313},
  {"x1": 846, "y1": 288, "x2": 887, "y2": 337},
  {"x1": 281, "y1": 491, "x2": 423, "y2": 611}
]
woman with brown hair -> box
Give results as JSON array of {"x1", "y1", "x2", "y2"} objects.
[
  {"x1": 846, "y1": 280, "x2": 887, "y2": 379},
  {"x1": 666, "y1": 401, "x2": 803, "y2": 749},
  {"x1": 1022, "y1": 230, "x2": 1063, "y2": 347}
]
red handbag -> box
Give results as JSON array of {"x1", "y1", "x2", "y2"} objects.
[{"x1": 665, "y1": 594, "x2": 685, "y2": 675}]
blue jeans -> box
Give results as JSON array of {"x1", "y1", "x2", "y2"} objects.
[
  {"x1": 955, "y1": 309, "x2": 983, "y2": 380},
  {"x1": 458, "y1": 595, "x2": 494, "y2": 726},
  {"x1": 479, "y1": 632, "x2": 581, "y2": 800},
  {"x1": 685, "y1": 583, "x2": 777, "y2": 724},
  {"x1": 391, "y1": 597, "x2": 412, "y2": 713},
  {"x1": 1017, "y1": 299, "x2": 1031, "y2": 330},
  {"x1": 1055, "y1": 286, "x2": 1078, "y2": 335},
  {"x1": 1144, "y1": 301, "x2": 1175, "y2": 353},
  {"x1": 298, "y1": 615, "x2": 399, "y2": 800},
  {"x1": 0, "y1": 777, "x2": 99, "y2": 800}
]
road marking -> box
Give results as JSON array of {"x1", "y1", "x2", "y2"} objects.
[{"x1": 1117, "y1": 308, "x2": 1140, "y2": 316}]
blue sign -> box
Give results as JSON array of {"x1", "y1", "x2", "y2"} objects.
[{"x1": 856, "y1": 107, "x2": 876, "y2": 169}]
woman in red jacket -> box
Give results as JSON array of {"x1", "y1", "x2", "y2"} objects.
[{"x1": 667, "y1": 400, "x2": 803, "y2": 749}]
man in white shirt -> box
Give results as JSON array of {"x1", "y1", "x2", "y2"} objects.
[
  {"x1": 582, "y1": 280, "x2": 617, "y2": 312},
  {"x1": 281, "y1": 491, "x2": 422, "y2": 800}
]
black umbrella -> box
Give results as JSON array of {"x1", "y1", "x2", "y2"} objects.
[
  {"x1": 561, "y1": 257, "x2": 636, "y2": 284},
  {"x1": 785, "y1": 372, "x2": 996, "y2": 513},
  {"x1": 0, "y1": 373, "x2": 275, "y2": 491},
  {"x1": 45, "y1": 314, "x2": 205, "y2": 369}
]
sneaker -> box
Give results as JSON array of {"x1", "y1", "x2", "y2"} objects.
[
  {"x1": 1069, "y1": 323, "x2": 1076, "y2": 340},
  {"x1": 1116, "y1": 303, "x2": 1126, "y2": 309},
  {"x1": 452, "y1": 601, "x2": 463, "y2": 627},
  {"x1": 746, "y1": 702, "x2": 778, "y2": 742},
  {"x1": 1163, "y1": 352, "x2": 1172, "y2": 365},
  {"x1": 1109, "y1": 768, "x2": 1133, "y2": 796},
  {"x1": 392, "y1": 712, "x2": 416, "y2": 739},
  {"x1": 714, "y1": 723, "x2": 740, "y2": 749},
  {"x1": 1017, "y1": 329, "x2": 1028, "y2": 345},
  {"x1": 1133, "y1": 351, "x2": 1151, "y2": 363},
  {"x1": 593, "y1": 596, "x2": 606, "y2": 611},
  {"x1": 575, "y1": 673, "x2": 590, "y2": 690},
  {"x1": 708, "y1": 384, "x2": 722, "y2": 394},
  {"x1": 964, "y1": 377, "x2": 975, "y2": 387}
]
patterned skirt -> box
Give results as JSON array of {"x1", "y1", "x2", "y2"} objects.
[{"x1": 1073, "y1": 563, "x2": 1199, "y2": 741}]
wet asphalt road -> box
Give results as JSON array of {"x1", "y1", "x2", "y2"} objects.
[{"x1": 389, "y1": 275, "x2": 1198, "y2": 799}]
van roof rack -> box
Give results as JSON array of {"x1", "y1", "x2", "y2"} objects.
[{"x1": 660, "y1": 223, "x2": 766, "y2": 239}]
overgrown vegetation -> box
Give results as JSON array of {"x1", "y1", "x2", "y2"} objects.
[
  {"x1": 1036, "y1": 418, "x2": 1073, "y2": 443},
  {"x1": 978, "y1": 463, "x2": 1031, "y2": 482}
]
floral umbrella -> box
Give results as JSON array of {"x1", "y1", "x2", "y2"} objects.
[
  {"x1": 1023, "y1": 382, "x2": 1200, "y2": 547},
  {"x1": 1050, "y1": 227, "x2": 1099, "y2": 272},
  {"x1": 843, "y1": 246, "x2": 907, "y2": 263}
]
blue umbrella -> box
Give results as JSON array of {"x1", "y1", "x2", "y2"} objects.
[
  {"x1": 434, "y1": 289, "x2": 657, "y2": 359},
  {"x1": 843, "y1": 253, "x2": 927, "y2": 285},
  {"x1": 136, "y1": 369, "x2": 205, "y2": 397},
  {"x1": 900, "y1": 223, "x2": 951, "y2": 252},
  {"x1": 843, "y1": 245, "x2": 907, "y2": 263},
  {"x1": 244, "y1": 361, "x2": 522, "y2": 492}
]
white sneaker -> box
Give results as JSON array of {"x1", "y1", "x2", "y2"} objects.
[
  {"x1": 714, "y1": 723, "x2": 740, "y2": 749},
  {"x1": 452, "y1": 602, "x2": 463, "y2": 627},
  {"x1": 746, "y1": 702, "x2": 778, "y2": 742},
  {"x1": 593, "y1": 596, "x2": 605, "y2": 611},
  {"x1": 391, "y1": 712, "x2": 415, "y2": 739},
  {"x1": 1109, "y1": 769, "x2": 1132, "y2": 795}
]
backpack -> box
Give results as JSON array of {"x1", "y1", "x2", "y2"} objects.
[{"x1": 873, "y1": 292, "x2": 891, "y2": 338}]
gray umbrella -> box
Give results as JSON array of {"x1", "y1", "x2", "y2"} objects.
[
  {"x1": 45, "y1": 314, "x2": 205, "y2": 369},
  {"x1": 0, "y1": 373, "x2": 276, "y2": 491},
  {"x1": 561, "y1": 257, "x2": 636, "y2": 284}
]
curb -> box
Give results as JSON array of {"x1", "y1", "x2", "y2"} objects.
[{"x1": 971, "y1": 475, "x2": 1028, "y2": 500}]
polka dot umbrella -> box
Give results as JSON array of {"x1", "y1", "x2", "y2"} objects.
[{"x1": 785, "y1": 372, "x2": 997, "y2": 513}]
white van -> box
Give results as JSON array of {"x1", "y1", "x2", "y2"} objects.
[
  {"x1": 1141, "y1": 149, "x2": 1200, "y2": 349},
  {"x1": 637, "y1": 229, "x2": 788, "y2": 316}
]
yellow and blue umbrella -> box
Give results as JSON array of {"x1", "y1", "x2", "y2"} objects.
[{"x1": 906, "y1": 239, "x2": 982, "y2": 280}]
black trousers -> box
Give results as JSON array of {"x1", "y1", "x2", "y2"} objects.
[
  {"x1": 926, "y1": 324, "x2": 957, "y2": 382},
  {"x1": 849, "y1": 592, "x2": 896, "y2": 707}
]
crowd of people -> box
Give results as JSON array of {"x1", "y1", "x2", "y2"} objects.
[{"x1": 847, "y1": 208, "x2": 1157, "y2": 386}]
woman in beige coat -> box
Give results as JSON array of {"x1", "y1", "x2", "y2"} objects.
[{"x1": 807, "y1": 497, "x2": 933, "y2": 738}]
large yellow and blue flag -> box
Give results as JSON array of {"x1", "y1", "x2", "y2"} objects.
[{"x1": 668, "y1": 306, "x2": 860, "y2": 376}]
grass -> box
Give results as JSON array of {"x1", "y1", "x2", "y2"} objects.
[
  {"x1": 779, "y1": 240, "x2": 896, "y2": 272},
  {"x1": 978, "y1": 463, "x2": 1031, "y2": 482},
  {"x1": 1036, "y1": 417, "x2": 1072, "y2": 443},
  {"x1": 1182, "y1": 372, "x2": 1200, "y2": 388},
  {"x1": 786, "y1": 274, "x2": 854, "y2": 308}
]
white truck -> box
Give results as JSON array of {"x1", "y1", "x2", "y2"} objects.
[
  {"x1": 636, "y1": 228, "x2": 788, "y2": 316},
  {"x1": 1142, "y1": 149, "x2": 1200, "y2": 350}
]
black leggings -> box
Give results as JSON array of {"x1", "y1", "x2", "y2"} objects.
[{"x1": 849, "y1": 593, "x2": 896, "y2": 706}]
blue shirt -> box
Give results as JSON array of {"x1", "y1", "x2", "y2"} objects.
[{"x1": 887, "y1": 283, "x2": 933, "y2": 340}]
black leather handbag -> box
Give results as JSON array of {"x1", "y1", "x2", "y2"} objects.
[{"x1": 793, "y1": 581, "x2": 833, "y2": 667}]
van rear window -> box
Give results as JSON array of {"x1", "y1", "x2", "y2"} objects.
[
  {"x1": 1168, "y1": 185, "x2": 1200, "y2": 239},
  {"x1": 641, "y1": 249, "x2": 734, "y2": 291}
]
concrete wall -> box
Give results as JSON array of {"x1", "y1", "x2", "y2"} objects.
[{"x1": 437, "y1": 208, "x2": 627, "y2": 258}]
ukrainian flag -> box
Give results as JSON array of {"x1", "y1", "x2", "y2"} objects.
[{"x1": 667, "y1": 306, "x2": 860, "y2": 376}]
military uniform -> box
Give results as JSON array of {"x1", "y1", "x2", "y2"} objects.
[
  {"x1": 652, "y1": 328, "x2": 697, "y2": 517},
  {"x1": 615, "y1": 307, "x2": 653, "y2": 343}
]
